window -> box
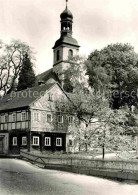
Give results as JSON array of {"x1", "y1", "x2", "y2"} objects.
[
  {"x1": 42, "y1": 112, "x2": 46, "y2": 123},
  {"x1": 1, "y1": 115, "x2": 4, "y2": 123},
  {"x1": 17, "y1": 113, "x2": 21, "y2": 121},
  {"x1": 69, "y1": 139, "x2": 73, "y2": 146},
  {"x1": 48, "y1": 93, "x2": 53, "y2": 101},
  {"x1": 1, "y1": 124, "x2": 3, "y2": 130},
  {"x1": 34, "y1": 113, "x2": 36, "y2": 121},
  {"x1": 56, "y1": 138, "x2": 62, "y2": 146},
  {"x1": 56, "y1": 50, "x2": 60, "y2": 61},
  {"x1": 34, "y1": 112, "x2": 40, "y2": 122},
  {"x1": 45, "y1": 137, "x2": 51, "y2": 146},
  {"x1": 22, "y1": 112, "x2": 26, "y2": 121},
  {"x1": 22, "y1": 137, "x2": 27, "y2": 145},
  {"x1": 12, "y1": 123, "x2": 15, "y2": 129},
  {"x1": 8, "y1": 123, "x2": 12, "y2": 130},
  {"x1": 5, "y1": 115, "x2": 8, "y2": 123},
  {"x1": 68, "y1": 49, "x2": 73, "y2": 58},
  {"x1": 12, "y1": 113, "x2": 16, "y2": 122},
  {"x1": 47, "y1": 114, "x2": 52, "y2": 122},
  {"x1": 68, "y1": 116, "x2": 73, "y2": 124},
  {"x1": 4, "y1": 124, "x2": 8, "y2": 130},
  {"x1": 58, "y1": 115, "x2": 63, "y2": 123},
  {"x1": 13, "y1": 137, "x2": 17, "y2": 146},
  {"x1": 33, "y1": 136, "x2": 39, "y2": 146}
]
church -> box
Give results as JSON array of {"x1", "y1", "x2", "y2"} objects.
[
  {"x1": 0, "y1": 1, "x2": 79, "y2": 154},
  {"x1": 37, "y1": 0, "x2": 80, "y2": 87}
]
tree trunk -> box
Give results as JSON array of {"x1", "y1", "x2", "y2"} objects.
[
  {"x1": 79, "y1": 144, "x2": 81, "y2": 152},
  {"x1": 85, "y1": 143, "x2": 88, "y2": 152},
  {"x1": 102, "y1": 144, "x2": 105, "y2": 159}
]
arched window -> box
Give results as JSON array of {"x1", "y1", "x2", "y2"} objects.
[
  {"x1": 56, "y1": 50, "x2": 60, "y2": 61},
  {"x1": 68, "y1": 23, "x2": 71, "y2": 30},
  {"x1": 68, "y1": 49, "x2": 73, "y2": 58}
]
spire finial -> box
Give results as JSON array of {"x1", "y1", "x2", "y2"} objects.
[{"x1": 66, "y1": 0, "x2": 68, "y2": 8}]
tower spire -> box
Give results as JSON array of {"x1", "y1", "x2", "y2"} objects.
[{"x1": 66, "y1": 0, "x2": 68, "y2": 8}]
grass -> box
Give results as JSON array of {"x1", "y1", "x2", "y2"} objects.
[{"x1": 29, "y1": 150, "x2": 138, "y2": 161}]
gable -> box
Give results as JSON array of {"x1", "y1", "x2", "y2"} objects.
[{"x1": 30, "y1": 83, "x2": 68, "y2": 111}]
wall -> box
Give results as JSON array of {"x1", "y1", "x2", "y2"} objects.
[
  {"x1": 0, "y1": 110, "x2": 30, "y2": 131},
  {"x1": 30, "y1": 84, "x2": 72, "y2": 134},
  {"x1": 53, "y1": 45, "x2": 79, "y2": 66},
  {"x1": 0, "y1": 133, "x2": 9, "y2": 154},
  {"x1": 53, "y1": 45, "x2": 79, "y2": 83},
  {"x1": 20, "y1": 150, "x2": 138, "y2": 172},
  {"x1": 30, "y1": 132, "x2": 66, "y2": 152}
]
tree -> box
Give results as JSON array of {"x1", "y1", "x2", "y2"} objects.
[
  {"x1": 86, "y1": 43, "x2": 138, "y2": 109},
  {"x1": 17, "y1": 53, "x2": 36, "y2": 91},
  {"x1": 56, "y1": 55, "x2": 137, "y2": 157},
  {"x1": 57, "y1": 87, "x2": 136, "y2": 157},
  {"x1": 0, "y1": 40, "x2": 34, "y2": 95},
  {"x1": 63, "y1": 55, "x2": 89, "y2": 93}
]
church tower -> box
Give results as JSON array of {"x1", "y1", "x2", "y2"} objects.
[{"x1": 53, "y1": 0, "x2": 80, "y2": 82}]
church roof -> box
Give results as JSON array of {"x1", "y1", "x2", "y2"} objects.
[
  {"x1": 60, "y1": 7, "x2": 73, "y2": 20},
  {"x1": 53, "y1": 35, "x2": 80, "y2": 49},
  {"x1": 0, "y1": 83, "x2": 56, "y2": 112},
  {"x1": 36, "y1": 68, "x2": 60, "y2": 84}
]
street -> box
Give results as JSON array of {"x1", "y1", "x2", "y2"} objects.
[{"x1": 0, "y1": 158, "x2": 137, "y2": 195}]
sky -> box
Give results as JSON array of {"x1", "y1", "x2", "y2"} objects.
[{"x1": 0, "y1": 0, "x2": 138, "y2": 75}]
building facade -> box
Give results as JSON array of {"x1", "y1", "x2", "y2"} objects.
[{"x1": 0, "y1": 83, "x2": 74, "y2": 154}]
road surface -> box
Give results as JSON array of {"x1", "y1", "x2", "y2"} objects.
[{"x1": 0, "y1": 158, "x2": 137, "y2": 195}]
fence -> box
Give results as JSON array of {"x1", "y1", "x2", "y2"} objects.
[{"x1": 20, "y1": 150, "x2": 138, "y2": 172}]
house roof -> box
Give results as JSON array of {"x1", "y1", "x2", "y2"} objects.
[{"x1": 0, "y1": 83, "x2": 56, "y2": 112}]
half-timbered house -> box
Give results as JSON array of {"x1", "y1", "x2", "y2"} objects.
[{"x1": 0, "y1": 82, "x2": 74, "y2": 154}]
